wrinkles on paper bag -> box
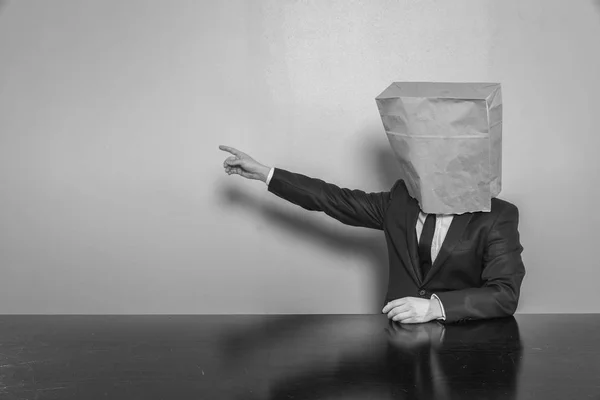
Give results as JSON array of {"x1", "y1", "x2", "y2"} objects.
[
  {"x1": 432, "y1": 174, "x2": 491, "y2": 214},
  {"x1": 385, "y1": 133, "x2": 420, "y2": 199},
  {"x1": 407, "y1": 98, "x2": 489, "y2": 137},
  {"x1": 375, "y1": 82, "x2": 502, "y2": 214},
  {"x1": 425, "y1": 138, "x2": 491, "y2": 214},
  {"x1": 386, "y1": 134, "x2": 491, "y2": 214}
]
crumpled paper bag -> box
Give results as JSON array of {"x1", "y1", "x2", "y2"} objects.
[{"x1": 375, "y1": 82, "x2": 502, "y2": 214}]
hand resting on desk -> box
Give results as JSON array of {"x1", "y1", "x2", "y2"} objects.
[{"x1": 382, "y1": 296, "x2": 444, "y2": 324}]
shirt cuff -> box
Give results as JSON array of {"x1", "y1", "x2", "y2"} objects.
[
  {"x1": 265, "y1": 167, "x2": 275, "y2": 187},
  {"x1": 431, "y1": 294, "x2": 446, "y2": 321}
]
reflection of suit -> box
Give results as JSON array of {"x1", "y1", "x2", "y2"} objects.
[
  {"x1": 264, "y1": 317, "x2": 522, "y2": 400},
  {"x1": 268, "y1": 169, "x2": 525, "y2": 323},
  {"x1": 433, "y1": 317, "x2": 522, "y2": 394}
]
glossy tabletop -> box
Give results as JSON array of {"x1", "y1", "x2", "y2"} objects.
[{"x1": 0, "y1": 314, "x2": 598, "y2": 399}]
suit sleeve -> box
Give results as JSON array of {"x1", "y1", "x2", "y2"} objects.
[
  {"x1": 434, "y1": 204, "x2": 526, "y2": 323},
  {"x1": 267, "y1": 168, "x2": 395, "y2": 230}
]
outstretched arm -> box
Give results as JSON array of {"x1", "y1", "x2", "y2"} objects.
[
  {"x1": 267, "y1": 168, "x2": 392, "y2": 230},
  {"x1": 220, "y1": 145, "x2": 395, "y2": 230}
]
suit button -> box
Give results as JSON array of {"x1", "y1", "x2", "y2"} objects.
[{"x1": 419, "y1": 289, "x2": 426, "y2": 296}]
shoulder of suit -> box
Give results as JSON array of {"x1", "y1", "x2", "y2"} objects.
[
  {"x1": 489, "y1": 197, "x2": 520, "y2": 222},
  {"x1": 491, "y1": 197, "x2": 518, "y2": 213},
  {"x1": 388, "y1": 179, "x2": 410, "y2": 200}
]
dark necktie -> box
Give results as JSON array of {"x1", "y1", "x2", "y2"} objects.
[{"x1": 418, "y1": 214, "x2": 436, "y2": 280}]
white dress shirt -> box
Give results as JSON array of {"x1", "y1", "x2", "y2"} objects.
[
  {"x1": 415, "y1": 213, "x2": 452, "y2": 320},
  {"x1": 266, "y1": 168, "x2": 449, "y2": 320}
]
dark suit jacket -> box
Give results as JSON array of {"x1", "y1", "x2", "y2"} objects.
[{"x1": 268, "y1": 168, "x2": 526, "y2": 323}]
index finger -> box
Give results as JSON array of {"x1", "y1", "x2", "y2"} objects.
[
  {"x1": 219, "y1": 145, "x2": 242, "y2": 157},
  {"x1": 382, "y1": 298, "x2": 407, "y2": 313}
]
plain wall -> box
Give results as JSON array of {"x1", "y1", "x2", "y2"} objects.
[{"x1": 0, "y1": 0, "x2": 598, "y2": 314}]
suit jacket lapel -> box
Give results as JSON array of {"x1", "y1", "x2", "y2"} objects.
[
  {"x1": 405, "y1": 198, "x2": 423, "y2": 285},
  {"x1": 423, "y1": 212, "x2": 473, "y2": 285}
]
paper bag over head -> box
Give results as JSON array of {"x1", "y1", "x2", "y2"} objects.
[{"x1": 375, "y1": 82, "x2": 502, "y2": 214}]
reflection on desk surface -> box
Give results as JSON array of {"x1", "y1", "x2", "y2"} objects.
[
  {"x1": 0, "y1": 314, "x2": 598, "y2": 400},
  {"x1": 219, "y1": 315, "x2": 522, "y2": 400}
]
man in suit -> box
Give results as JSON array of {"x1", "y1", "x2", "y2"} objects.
[{"x1": 219, "y1": 144, "x2": 525, "y2": 324}]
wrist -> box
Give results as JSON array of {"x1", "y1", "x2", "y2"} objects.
[
  {"x1": 428, "y1": 297, "x2": 443, "y2": 320},
  {"x1": 258, "y1": 165, "x2": 271, "y2": 182}
]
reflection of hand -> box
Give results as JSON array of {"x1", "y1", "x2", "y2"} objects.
[
  {"x1": 385, "y1": 321, "x2": 445, "y2": 350},
  {"x1": 382, "y1": 297, "x2": 441, "y2": 323}
]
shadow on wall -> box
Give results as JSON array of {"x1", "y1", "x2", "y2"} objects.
[
  {"x1": 594, "y1": 0, "x2": 600, "y2": 18},
  {"x1": 220, "y1": 139, "x2": 401, "y2": 311},
  {"x1": 366, "y1": 137, "x2": 401, "y2": 191},
  {"x1": 0, "y1": 1, "x2": 7, "y2": 15}
]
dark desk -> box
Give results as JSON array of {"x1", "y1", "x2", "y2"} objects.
[{"x1": 0, "y1": 314, "x2": 598, "y2": 399}]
